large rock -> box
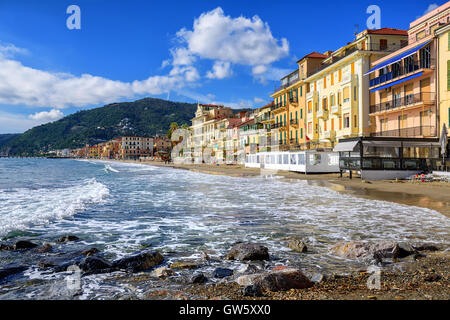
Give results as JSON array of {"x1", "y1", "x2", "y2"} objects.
[
  {"x1": 226, "y1": 243, "x2": 269, "y2": 261},
  {"x1": 31, "y1": 243, "x2": 52, "y2": 254},
  {"x1": 213, "y1": 268, "x2": 233, "y2": 278},
  {"x1": 113, "y1": 251, "x2": 163, "y2": 272},
  {"x1": 191, "y1": 273, "x2": 208, "y2": 284},
  {"x1": 152, "y1": 267, "x2": 174, "y2": 278},
  {"x1": 0, "y1": 243, "x2": 13, "y2": 251},
  {"x1": 288, "y1": 239, "x2": 308, "y2": 253},
  {"x1": 236, "y1": 268, "x2": 313, "y2": 292},
  {"x1": 330, "y1": 241, "x2": 415, "y2": 260},
  {"x1": 78, "y1": 256, "x2": 113, "y2": 274},
  {"x1": 13, "y1": 240, "x2": 38, "y2": 250},
  {"x1": 0, "y1": 264, "x2": 28, "y2": 280}
]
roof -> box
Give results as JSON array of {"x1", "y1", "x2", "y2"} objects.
[
  {"x1": 297, "y1": 52, "x2": 328, "y2": 62},
  {"x1": 227, "y1": 118, "x2": 243, "y2": 129},
  {"x1": 259, "y1": 102, "x2": 274, "y2": 110},
  {"x1": 237, "y1": 118, "x2": 255, "y2": 128},
  {"x1": 364, "y1": 28, "x2": 408, "y2": 36}
]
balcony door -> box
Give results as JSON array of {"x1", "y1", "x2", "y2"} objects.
[
  {"x1": 379, "y1": 39, "x2": 387, "y2": 51},
  {"x1": 393, "y1": 88, "x2": 401, "y2": 108},
  {"x1": 398, "y1": 115, "x2": 407, "y2": 136},
  {"x1": 420, "y1": 110, "x2": 431, "y2": 136},
  {"x1": 420, "y1": 78, "x2": 431, "y2": 101}
]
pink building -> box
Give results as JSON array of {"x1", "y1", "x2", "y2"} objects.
[{"x1": 367, "y1": 3, "x2": 450, "y2": 138}]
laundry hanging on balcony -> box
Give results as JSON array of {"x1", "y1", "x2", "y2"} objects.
[{"x1": 364, "y1": 40, "x2": 431, "y2": 76}]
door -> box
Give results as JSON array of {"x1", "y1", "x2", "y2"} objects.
[
  {"x1": 398, "y1": 115, "x2": 407, "y2": 136},
  {"x1": 420, "y1": 78, "x2": 431, "y2": 101},
  {"x1": 380, "y1": 39, "x2": 388, "y2": 51}
]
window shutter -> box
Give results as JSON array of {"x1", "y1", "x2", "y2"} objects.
[{"x1": 447, "y1": 60, "x2": 450, "y2": 91}]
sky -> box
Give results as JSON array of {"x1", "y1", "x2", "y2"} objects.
[{"x1": 0, "y1": 0, "x2": 444, "y2": 133}]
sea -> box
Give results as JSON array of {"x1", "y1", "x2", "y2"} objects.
[{"x1": 0, "y1": 158, "x2": 449, "y2": 299}]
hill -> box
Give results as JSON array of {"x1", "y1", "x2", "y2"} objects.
[{"x1": 1, "y1": 98, "x2": 251, "y2": 156}]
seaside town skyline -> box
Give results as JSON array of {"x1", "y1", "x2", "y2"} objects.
[{"x1": 0, "y1": 0, "x2": 443, "y2": 134}]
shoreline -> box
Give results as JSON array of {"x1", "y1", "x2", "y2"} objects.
[{"x1": 104, "y1": 159, "x2": 450, "y2": 217}]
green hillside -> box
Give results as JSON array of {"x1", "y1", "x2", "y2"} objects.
[{"x1": 2, "y1": 98, "x2": 198, "y2": 156}]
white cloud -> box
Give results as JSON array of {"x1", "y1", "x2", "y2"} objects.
[
  {"x1": 28, "y1": 109, "x2": 64, "y2": 122},
  {"x1": 254, "y1": 97, "x2": 265, "y2": 104},
  {"x1": 0, "y1": 51, "x2": 199, "y2": 109},
  {"x1": 0, "y1": 42, "x2": 28, "y2": 58},
  {"x1": 423, "y1": 3, "x2": 438, "y2": 15},
  {"x1": 0, "y1": 111, "x2": 47, "y2": 133},
  {"x1": 173, "y1": 7, "x2": 289, "y2": 81},
  {"x1": 206, "y1": 61, "x2": 232, "y2": 79}
]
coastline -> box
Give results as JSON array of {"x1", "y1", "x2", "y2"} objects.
[{"x1": 105, "y1": 159, "x2": 450, "y2": 217}]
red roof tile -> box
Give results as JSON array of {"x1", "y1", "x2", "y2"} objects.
[
  {"x1": 297, "y1": 52, "x2": 328, "y2": 62},
  {"x1": 365, "y1": 28, "x2": 408, "y2": 36}
]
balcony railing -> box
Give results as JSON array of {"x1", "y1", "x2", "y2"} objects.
[
  {"x1": 369, "y1": 92, "x2": 435, "y2": 113},
  {"x1": 272, "y1": 122, "x2": 286, "y2": 129},
  {"x1": 370, "y1": 125, "x2": 436, "y2": 137},
  {"x1": 290, "y1": 119, "x2": 298, "y2": 125},
  {"x1": 369, "y1": 58, "x2": 435, "y2": 87},
  {"x1": 289, "y1": 96, "x2": 298, "y2": 104}
]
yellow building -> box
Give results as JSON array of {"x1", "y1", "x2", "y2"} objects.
[
  {"x1": 305, "y1": 28, "x2": 408, "y2": 148},
  {"x1": 436, "y1": 21, "x2": 450, "y2": 139}
]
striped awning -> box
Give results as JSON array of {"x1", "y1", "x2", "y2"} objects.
[{"x1": 365, "y1": 40, "x2": 431, "y2": 76}]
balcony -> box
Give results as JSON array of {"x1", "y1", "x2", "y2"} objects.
[
  {"x1": 369, "y1": 58, "x2": 435, "y2": 88},
  {"x1": 342, "y1": 127, "x2": 353, "y2": 137},
  {"x1": 290, "y1": 119, "x2": 299, "y2": 127},
  {"x1": 331, "y1": 104, "x2": 341, "y2": 115},
  {"x1": 371, "y1": 125, "x2": 436, "y2": 138},
  {"x1": 322, "y1": 130, "x2": 336, "y2": 141},
  {"x1": 272, "y1": 122, "x2": 287, "y2": 129},
  {"x1": 369, "y1": 92, "x2": 435, "y2": 114},
  {"x1": 289, "y1": 96, "x2": 299, "y2": 105},
  {"x1": 306, "y1": 91, "x2": 314, "y2": 100},
  {"x1": 317, "y1": 108, "x2": 329, "y2": 120}
]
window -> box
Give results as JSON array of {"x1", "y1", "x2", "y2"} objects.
[
  {"x1": 379, "y1": 39, "x2": 387, "y2": 51},
  {"x1": 300, "y1": 109, "x2": 302, "y2": 119},
  {"x1": 295, "y1": 111, "x2": 298, "y2": 120},
  {"x1": 331, "y1": 119, "x2": 334, "y2": 131},
  {"x1": 353, "y1": 86, "x2": 357, "y2": 101},
  {"x1": 344, "y1": 113, "x2": 350, "y2": 128},
  {"x1": 447, "y1": 60, "x2": 450, "y2": 91},
  {"x1": 351, "y1": 62, "x2": 355, "y2": 74},
  {"x1": 339, "y1": 117, "x2": 342, "y2": 130},
  {"x1": 343, "y1": 87, "x2": 350, "y2": 102},
  {"x1": 300, "y1": 128, "x2": 303, "y2": 139},
  {"x1": 330, "y1": 94, "x2": 335, "y2": 106},
  {"x1": 331, "y1": 73, "x2": 334, "y2": 85},
  {"x1": 354, "y1": 115, "x2": 357, "y2": 127},
  {"x1": 324, "y1": 120, "x2": 327, "y2": 131},
  {"x1": 339, "y1": 69, "x2": 342, "y2": 82},
  {"x1": 323, "y1": 77, "x2": 327, "y2": 88},
  {"x1": 314, "y1": 81, "x2": 317, "y2": 91},
  {"x1": 308, "y1": 101, "x2": 312, "y2": 113},
  {"x1": 300, "y1": 86, "x2": 303, "y2": 96},
  {"x1": 308, "y1": 122, "x2": 312, "y2": 134},
  {"x1": 416, "y1": 30, "x2": 426, "y2": 41}
]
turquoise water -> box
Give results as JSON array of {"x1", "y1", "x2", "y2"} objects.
[{"x1": 0, "y1": 158, "x2": 449, "y2": 299}]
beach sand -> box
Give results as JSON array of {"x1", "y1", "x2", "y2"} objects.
[{"x1": 113, "y1": 159, "x2": 450, "y2": 217}]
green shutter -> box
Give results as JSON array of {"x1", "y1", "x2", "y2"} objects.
[
  {"x1": 447, "y1": 60, "x2": 450, "y2": 91},
  {"x1": 301, "y1": 128, "x2": 303, "y2": 139}
]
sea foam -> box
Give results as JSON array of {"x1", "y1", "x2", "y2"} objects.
[{"x1": 0, "y1": 178, "x2": 109, "y2": 236}]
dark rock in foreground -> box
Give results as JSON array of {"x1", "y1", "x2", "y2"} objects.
[
  {"x1": 226, "y1": 243, "x2": 269, "y2": 261},
  {"x1": 242, "y1": 284, "x2": 263, "y2": 297},
  {"x1": 237, "y1": 268, "x2": 313, "y2": 292},
  {"x1": 14, "y1": 240, "x2": 38, "y2": 250},
  {"x1": 0, "y1": 264, "x2": 28, "y2": 280},
  {"x1": 113, "y1": 251, "x2": 163, "y2": 272},
  {"x1": 192, "y1": 273, "x2": 208, "y2": 284},
  {"x1": 31, "y1": 243, "x2": 52, "y2": 254},
  {"x1": 213, "y1": 268, "x2": 233, "y2": 278},
  {"x1": 79, "y1": 256, "x2": 113, "y2": 274},
  {"x1": 81, "y1": 248, "x2": 100, "y2": 256}
]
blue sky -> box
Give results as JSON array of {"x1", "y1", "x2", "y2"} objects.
[{"x1": 0, "y1": 0, "x2": 444, "y2": 133}]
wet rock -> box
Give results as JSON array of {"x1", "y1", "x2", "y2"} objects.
[
  {"x1": 213, "y1": 268, "x2": 233, "y2": 278},
  {"x1": 81, "y1": 248, "x2": 100, "y2": 256},
  {"x1": 201, "y1": 251, "x2": 210, "y2": 261},
  {"x1": 226, "y1": 243, "x2": 269, "y2": 261},
  {"x1": 169, "y1": 261, "x2": 199, "y2": 270},
  {"x1": 0, "y1": 264, "x2": 28, "y2": 280},
  {"x1": 0, "y1": 243, "x2": 13, "y2": 251},
  {"x1": 78, "y1": 256, "x2": 113, "y2": 274},
  {"x1": 191, "y1": 273, "x2": 208, "y2": 284},
  {"x1": 288, "y1": 239, "x2": 308, "y2": 253},
  {"x1": 412, "y1": 244, "x2": 440, "y2": 252},
  {"x1": 152, "y1": 267, "x2": 174, "y2": 278},
  {"x1": 38, "y1": 253, "x2": 85, "y2": 272},
  {"x1": 236, "y1": 268, "x2": 313, "y2": 292},
  {"x1": 31, "y1": 243, "x2": 52, "y2": 254},
  {"x1": 330, "y1": 241, "x2": 415, "y2": 260},
  {"x1": 238, "y1": 264, "x2": 260, "y2": 274},
  {"x1": 113, "y1": 250, "x2": 164, "y2": 272},
  {"x1": 242, "y1": 284, "x2": 263, "y2": 297},
  {"x1": 57, "y1": 235, "x2": 79, "y2": 243},
  {"x1": 13, "y1": 240, "x2": 38, "y2": 250}
]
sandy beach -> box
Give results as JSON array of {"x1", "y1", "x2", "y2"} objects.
[{"x1": 111, "y1": 159, "x2": 450, "y2": 217}]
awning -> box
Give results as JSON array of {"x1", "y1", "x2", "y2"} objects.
[
  {"x1": 365, "y1": 40, "x2": 431, "y2": 76},
  {"x1": 363, "y1": 140, "x2": 402, "y2": 147},
  {"x1": 370, "y1": 72, "x2": 423, "y2": 92},
  {"x1": 333, "y1": 140, "x2": 359, "y2": 152}
]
